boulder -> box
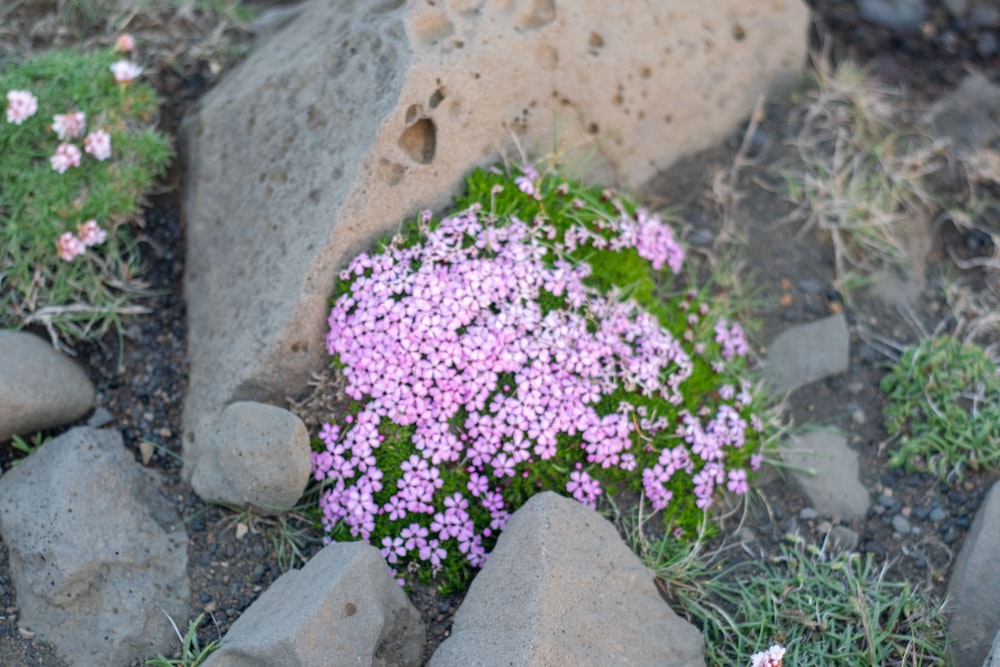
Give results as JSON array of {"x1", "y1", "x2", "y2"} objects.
[
  {"x1": 0, "y1": 427, "x2": 189, "y2": 666},
  {"x1": 763, "y1": 313, "x2": 850, "y2": 394},
  {"x1": 180, "y1": 0, "x2": 810, "y2": 481},
  {"x1": 778, "y1": 430, "x2": 870, "y2": 520},
  {"x1": 202, "y1": 541, "x2": 424, "y2": 667},
  {"x1": 190, "y1": 401, "x2": 312, "y2": 511},
  {"x1": 0, "y1": 330, "x2": 94, "y2": 441},
  {"x1": 429, "y1": 492, "x2": 705, "y2": 666},
  {"x1": 948, "y1": 481, "x2": 1000, "y2": 667}
]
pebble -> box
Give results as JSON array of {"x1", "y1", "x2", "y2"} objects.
[
  {"x1": 798, "y1": 278, "x2": 823, "y2": 293},
  {"x1": 851, "y1": 408, "x2": 866, "y2": 425},
  {"x1": 799, "y1": 507, "x2": 818, "y2": 520},
  {"x1": 688, "y1": 228, "x2": 713, "y2": 246},
  {"x1": 977, "y1": 30, "x2": 998, "y2": 56},
  {"x1": 929, "y1": 507, "x2": 947, "y2": 522},
  {"x1": 877, "y1": 494, "x2": 896, "y2": 507},
  {"x1": 891, "y1": 515, "x2": 911, "y2": 534}
]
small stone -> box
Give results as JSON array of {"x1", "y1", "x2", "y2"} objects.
[
  {"x1": 891, "y1": 515, "x2": 911, "y2": 534},
  {"x1": 798, "y1": 278, "x2": 823, "y2": 293},
  {"x1": 877, "y1": 494, "x2": 896, "y2": 507},
  {"x1": 977, "y1": 31, "x2": 998, "y2": 57},
  {"x1": 18, "y1": 627, "x2": 35, "y2": 640},
  {"x1": 139, "y1": 440, "x2": 155, "y2": 466},
  {"x1": 799, "y1": 507, "x2": 818, "y2": 520},
  {"x1": 688, "y1": 228, "x2": 713, "y2": 246},
  {"x1": 828, "y1": 525, "x2": 859, "y2": 552},
  {"x1": 900, "y1": 505, "x2": 912, "y2": 517},
  {"x1": 851, "y1": 408, "x2": 866, "y2": 425},
  {"x1": 235, "y1": 522, "x2": 249, "y2": 540}
]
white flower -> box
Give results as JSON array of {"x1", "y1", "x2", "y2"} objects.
[
  {"x1": 6, "y1": 90, "x2": 38, "y2": 124},
  {"x1": 110, "y1": 60, "x2": 142, "y2": 83}
]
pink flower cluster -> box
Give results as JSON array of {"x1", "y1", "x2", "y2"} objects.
[
  {"x1": 316, "y1": 181, "x2": 758, "y2": 578},
  {"x1": 750, "y1": 643, "x2": 786, "y2": 667},
  {"x1": 6, "y1": 90, "x2": 38, "y2": 125},
  {"x1": 49, "y1": 114, "x2": 112, "y2": 172},
  {"x1": 56, "y1": 219, "x2": 107, "y2": 261}
]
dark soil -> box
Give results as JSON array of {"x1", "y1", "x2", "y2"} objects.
[{"x1": 1, "y1": 1, "x2": 999, "y2": 664}]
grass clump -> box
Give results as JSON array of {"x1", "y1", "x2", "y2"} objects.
[
  {"x1": 0, "y1": 43, "x2": 172, "y2": 342},
  {"x1": 633, "y1": 522, "x2": 950, "y2": 666},
  {"x1": 147, "y1": 612, "x2": 219, "y2": 667},
  {"x1": 309, "y1": 162, "x2": 774, "y2": 590},
  {"x1": 881, "y1": 335, "x2": 1000, "y2": 479},
  {"x1": 783, "y1": 58, "x2": 943, "y2": 290}
]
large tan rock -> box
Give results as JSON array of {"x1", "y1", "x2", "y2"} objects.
[{"x1": 180, "y1": 0, "x2": 809, "y2": 476}]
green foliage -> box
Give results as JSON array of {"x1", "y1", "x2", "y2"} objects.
[
  {"x1": 626, "y1": 512, "x2": 950, "y2": 667},
  {"x1": 881, "y1": 335, "x2": 1000, "y2": 479},
  {"x1": 0, "y1": 46, "x2": 173, "y2": 342},
  {"x1": 147, "y1": 612, "x2": 219, "y2": 667}
]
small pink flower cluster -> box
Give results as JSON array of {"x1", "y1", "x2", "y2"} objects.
[
  {"x1": 6, "y1": 90, "x2": 37, "y2": 125},
  {"x1": 50, "y1": 114, "x2": 112, "y2": 173},
  {"x1": 316, "y1": 173, "x2": 761, "y2": 580},
  {"x1": 56, "y1": 219, "x2": 107, "y2": 261},
  {"x1": 749, "y1": 643, "x2": 785, "y2": 667}
]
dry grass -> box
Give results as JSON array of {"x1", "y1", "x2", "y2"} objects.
[{"x1": 781, "y1": 56, "x2": 948, "y2": 289}]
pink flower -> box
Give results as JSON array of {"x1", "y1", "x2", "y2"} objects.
[
  {"x1": 56, "y1": 232, "x2": 86, "y2": 261},
  {"x1": 77, "y1": 220, "x2": 107, "y2": 246},
  {"x1": 115, "y1": 33, "x2": 136, "y2": 52},
  {"x1": 110, "y1": 60, "x2": 143, "y2": 83},
  {"x1": 84, "y1": 129, "x2": 111, "y2": 160},
  {"x1": 52, "y1": 111, "x2": 86, "y2": 140},
  {"x1": 6, "y1": 90, "x2": 37, "y2": 125},
  {"x1": 749, "y1": 643, "x2": 785, "y2": 667},
  {"x1": 50, "y1": 143, "x2": 82, "y2": 173},
  {"x1": 727, "y1": 468, "x2": 749, "y2": 495}
]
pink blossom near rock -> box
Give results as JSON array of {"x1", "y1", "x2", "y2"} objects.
[
  {"x1": 56, "y1": 232, "x2": 86, "y2": 261},
  {"x1": 52, "y1": 111, "x2": 86, "y2": 140},
  {"x1": 84, "y1": 129, "x2": 112, "y2": 161},
  {"x1": 114, "y1": 33, "x2": 136, "y2": 52},
  {"x1": 50, "y1": 143, "x2": 82, "y2": 173},
  {"x1": 110, "y1": 60, "x2": 142, "y2": 83},
  {"x1": 749, "y1": 643, "x2": 785, "y2": 667},
  {"x1": 6, "y1": 90, "x2": 37, "y2": 125},
  {"x1": 77, "y1": 220, "x2": 107, "y2": 247}
]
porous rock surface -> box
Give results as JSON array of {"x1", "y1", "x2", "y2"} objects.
[
  {"x1": 0, "y1": 330, "x2": 94, "y2": 441},
  {"x1": 202, "y1": 541, "x2": 424, "y2": 667},
  {"x1": 0, "y1": 427, "x2": 189, "y2": 666},
  {"x1": 180, "y1": 0, "x2": 810, "y2": 487},
  {"x1": 189, "y1": 400, "x2": 312, "y2": 511},
  {"x1": 428, "y1": 492, "x2": 705, "y2": 666}
]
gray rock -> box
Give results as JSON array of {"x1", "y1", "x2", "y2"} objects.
[
  {"x1": 180, "y1": 0, "x2": 810, "y2": 487},
  {"x1": 984, "y1": 626, "x2": 1000, "y2": 667},
  {"x1": 429, "y1": 492, "x2": 705, "y2": 667},
  {"x1": 799, "y1": 507, "x2": 818, "y2": 520},
  {"x1": 827, "y1": 525, "x2": 860, "y2": 552},
  {"x1": 971, "y1": 3, "x2": 1000, "y2": 27},
  {"x1": 0, "y1": 330, "x2": 94, "y2": 441},
  {"x1": 764, "y1": 314, "x2": 850, "y2": 394},
  {"x1": 203, "y1": 542, "x2": 424, "y2": 667},
  {"x1": 190, "y1": 401, "x2": 311, "y2": 511},
  {"x1": 948, "y1": 481, "x2": 1000, "y2": 666},
  {"x1": 891, "y1": 515, "x2": 911, "y2": 534},
  {"x1": 922, "y1": 73, "x2": 1000, "y2": 154},
  {"x1": 930, "y1": 507, "x2": 947, "y2": 522},
  {"x1": 857, "y1": 0, "x2": 927, "y2": 30},
  {"x1": 779, "y1": 430, "x2": 870, "y2": 520},
  {"x1": 0, "y1": 427, "x2": 188, "y2": 666}
]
